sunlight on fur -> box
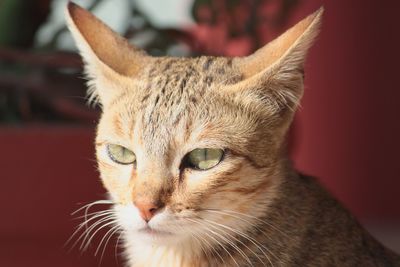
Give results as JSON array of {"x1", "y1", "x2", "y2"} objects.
[{"x1": 65, "y1": 2, "x2": 400, "y2": 267}]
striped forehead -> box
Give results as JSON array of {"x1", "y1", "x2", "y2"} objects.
[{"x1": 134, "y1": 57, "x2": 242, "y2": 154}]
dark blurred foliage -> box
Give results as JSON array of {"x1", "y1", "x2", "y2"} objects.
[
  {"x1": 189, "y1": 0, "x2": 299, "y2": 56},
  {"x1": 0, "y1": 0, "x2": 299, "y2": 124},
  {"x1": 0, "y1": 0, "x2": 51, "y2": 48}
]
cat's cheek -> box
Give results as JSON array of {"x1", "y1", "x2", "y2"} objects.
[
  {"x1": 99, "y1": 167, "x2": 132, "y2": 204},
  {"x1": 114, "y1": 203, "x2": 146, "y2": 232},
  {"x1": 97, "y1": 149, "x2": 134, "y2": 203}
]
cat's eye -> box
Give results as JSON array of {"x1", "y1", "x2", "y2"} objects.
[
  {"x1": 107, "y1": 144, "x2": 136, "y2": 165},
  {"x1": 185, "y1": 148, "x2": 224, "y2": 170}
]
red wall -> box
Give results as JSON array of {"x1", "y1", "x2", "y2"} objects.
[
  {"x1": 1, "y1": 0, "x2": 400, "y2": 266},
  {"x1": 291, "y1": 0, "x2": 400, "y2": 220},
  {"x1": 0, "y1": 127, "x2": 111, "y2": 267}
]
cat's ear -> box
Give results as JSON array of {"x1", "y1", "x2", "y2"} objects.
[
  {"x1": 65, "y1": 2, "x2": 150, "y2": 106},
  {"x1": 228, "y1": 8, "x2": 323, "y2": 114}
]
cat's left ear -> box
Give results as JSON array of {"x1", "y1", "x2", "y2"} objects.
[
  {"x1": 227, "y1": 8, "x2": 323, "y2": 114},
  {"x1": 65, "y1": 2, "x2": 150, "y2": 106}
]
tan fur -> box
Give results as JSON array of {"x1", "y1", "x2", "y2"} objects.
[{"x1": 67, "y1": 2, "x2": 400, "y2": 266}]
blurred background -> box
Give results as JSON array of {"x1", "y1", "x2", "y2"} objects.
[{"x1": 0, "y1": 0, "x2": 399, "y2": 266}]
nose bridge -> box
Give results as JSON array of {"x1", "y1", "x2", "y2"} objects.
[
  {"x1": 131, "y1": 164, "x2": 172, "y2": 204},
  {"x1": 131, "y1": 166, "x2": 173, "y2": 222}
]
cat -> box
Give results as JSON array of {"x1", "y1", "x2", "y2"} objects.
[{"x1": 66, "y1": 2, "x2": 400, "y2": 267}]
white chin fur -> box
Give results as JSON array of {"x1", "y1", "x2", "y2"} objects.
[{"x1": 114, "y1": 203, "x2": 191, "y2": 245}]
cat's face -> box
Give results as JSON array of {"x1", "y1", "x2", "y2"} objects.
[
  {"x1": 66, "y1": 3, "x2": 322, "y2": 246},
  {"x1": 94, "y1": 57, "x2": 285, "y2": 244}
]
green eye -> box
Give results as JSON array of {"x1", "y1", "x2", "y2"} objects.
[
  {"x1": 186, "y1": 148, "x2": 224, "y2": 170},
  {"x1": 107, "y1": 144, "x2": 136, "y2": 165}
]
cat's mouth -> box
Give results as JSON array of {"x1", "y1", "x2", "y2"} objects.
[{"x1": 138, "y1": 226, "x2": 173, "y2": 236}]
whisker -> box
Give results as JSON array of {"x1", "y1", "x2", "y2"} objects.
[
  {"x1": 97, "y1": 225, "x2": 121, "y2": 265},
  {"x1": 71, "y1": 200, "x2": 113, "y2": 216},
  {"x1": 82, "y1": 218, "x2": 118, "y2": 251},
  {"x1": 203, "y1": 218, "x2": 275, "y2": 266},
  {"x1": 114, "y1": 231, "x2": 124, "y2": 265},
  {"x1": 76, "y1": 215, "x2": 116, "y2": 251},
  {"x1": 201, "y1": 209, "x2": 268, "y2": 237},
  {"x1": 70, "y1": 200, "x2": 114, "y2": 249},
  {"x1": 198, "y1": 218, "x2": 257, "y2": 266},
  {"x1": 201, "y1": 209, "x2": 280, "y2": 264},
  {"x1": 178, "y1": 222, "x2": 216, "y2": 265},
  {"x1": 74, "y1": 210, "x2": 115, "y2": 220},
  {"x1": 195, "y1": 227, "x2": 228, "y2": 266},
  {"x1": 190, "y1": 230, "x2": 212, "y2": 262},
  {"x1": 203, "y1": 218, "x2": 263, "y2": 265},
  {"x1": 188, "y1": 218, "x2": 240, "y2": 267},
  {"x1": 81, "y1": 201, "x2": 113, "y2": 230},
  {"x1": 67, "y1": 211, "x2": 114, "y2": 250},
  {"x1": 95, "y1": 224, "x2": 120, "y2": 256},
  {"x1": 182, "y1": 220, "x2": 224, "y2": 266},
  {"x1": 64, "y1": 213, "x2": 108, "y2": 251},
  {"x1": 206, "y1": 208, "x2": 291, "y2": 240}
]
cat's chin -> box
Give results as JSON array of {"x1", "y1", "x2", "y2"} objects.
[
  {"x1": 131, "y1": 228, "x2": 186, "y2": 245},
  {"x1": 138, "y1": 226, "x2": 173, "y2": 237}
]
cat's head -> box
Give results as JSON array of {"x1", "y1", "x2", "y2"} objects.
[{"x1": 66, "y1": 2, "x2": 322, "y2": 246}]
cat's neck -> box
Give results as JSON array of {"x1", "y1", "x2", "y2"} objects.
[{"x1": 126, "y1": 239, "x2": 209, "y2": 267}]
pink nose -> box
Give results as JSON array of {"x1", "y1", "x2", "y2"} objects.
[{"x1": 134, "y1": 199, "x2": 161, "y2": 222}]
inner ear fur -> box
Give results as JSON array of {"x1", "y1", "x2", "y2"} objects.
[
  {"x1": 65, "y1": 2, "x2": 153, "y2": 107},
  {"x1": 237, "y1": 7, "x2": 323, "y2": 79},
  {"x1": 227, "y1": 8, "x2": 323, "y2": 111},
  {"x1": 66, "y1": 2, "x2": 149, "y2": 77}
]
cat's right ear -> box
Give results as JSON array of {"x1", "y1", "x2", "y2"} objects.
[
  {"x1": 224, "y1": 8, "x2": 323, "y2": 117},
  {"x1": 65, "y1": 2, "x2": 150, "y2": 107}
]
